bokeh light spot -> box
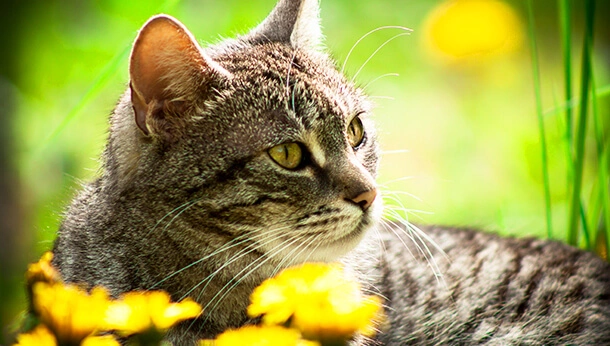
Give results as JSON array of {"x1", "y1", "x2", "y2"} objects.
[{"x1": 424, "y1": 0, "x2": 523, "y2": 61}]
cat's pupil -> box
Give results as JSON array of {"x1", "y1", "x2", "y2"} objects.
[{"x1": 268, "y1": 142, "x2": 303, "y2": 170}]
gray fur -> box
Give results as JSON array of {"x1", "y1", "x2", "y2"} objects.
[{"x1": 52, "y1": 0, "x2": 610, "y2": 345}]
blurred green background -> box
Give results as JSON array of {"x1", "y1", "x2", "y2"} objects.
[{"x1": 1, "y1": 0, "x2": 609, "y2": 342}]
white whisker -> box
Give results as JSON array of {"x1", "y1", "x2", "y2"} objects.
[
  {"x1": 380, "y1": 189, "x2": 423, "y2": 203},
  {"x1": 146, "y1": 198, "x2": 202, "y2": 237},
  {"x1": 341, "y1": 26, "x2": 413, "y2": 74},
  {"x1": 382, "y1": 206, "x2": 446, "y2": 288},
  {"x1": 200, "y1": 232, "x2": 304, "y2": 326},
  {"x1": 352, "y1": 32, "x2": 411, "y2": 82},
  {"x1": 362, "y1": 72, "x2": 399, "y2": 91},
  {"x1": 380, "y1": 149, "x2": 410, "y2": 155},
  {"x1": 369, "y1": 95, "x2": 395, "y2": 100}
]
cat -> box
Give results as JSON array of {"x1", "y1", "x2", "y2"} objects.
[{"x1": 51, "y1": 0, "x2": 610, "y2": 345}]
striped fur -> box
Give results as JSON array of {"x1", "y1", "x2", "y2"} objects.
[{"x1": 51, "y1": 1, "x2": 610, "y2": 345}]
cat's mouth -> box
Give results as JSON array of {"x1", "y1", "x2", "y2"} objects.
[{"x1": 279, "y1": 204, "x2": 379, "y2": 262}]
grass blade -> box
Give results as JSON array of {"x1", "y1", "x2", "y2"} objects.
[
  {"x1": 591, "y1": 69, "x2": 610, "y2": 261},
  {"x1": 567, "y1": 0, "x2": 595, "y2": 246},
  {"x1": 32, "y1": 0, "x2": 183, "y2": 158},
  {"x1": 558, "y1": 0, "x2": 573, "y2": 157},
  {"x1": 544, "y1": 84, "x2": 610, "y2": 118},
  {"x1": 34, "y1": 45, "x2": 130, "y2": 155},
  {"x1": 526, "y1": 0, "x2": 553, "y2": 238}
]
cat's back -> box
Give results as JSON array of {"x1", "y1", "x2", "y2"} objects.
[{"x1": 359, "y1": 224, "x2": 610, "y2": 345}]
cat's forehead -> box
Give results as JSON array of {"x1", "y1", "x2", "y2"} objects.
[{"x1": 211, "y1": 43, "x2": 368, "y2": 125}]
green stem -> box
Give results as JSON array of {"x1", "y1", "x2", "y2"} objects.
[
  {"x1": 567, "y1": 0, "x2": 595, "y2": 246},
  {"x1": 544, "y1": 84, "x2": 610, "y2": 117},
  {"x1": 526, "y1": 0, "x2": 553, "y2": 239},
  {"x1": 591, "y1": 63, "x2": 610, "y2": 261},
  {"x1": 558, "y1": 0, "x2": 573, "y2": 166},
  {"x1": 579, "y1": 203, "x2": 591, "y2": 249}
]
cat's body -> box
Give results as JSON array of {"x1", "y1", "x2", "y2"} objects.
[
  {"x1": 351, "y1": 225, "x2": 610, "y2": 345},
  {"x1": 52, "y1": 0, "x2": 610, "y2": 344}
]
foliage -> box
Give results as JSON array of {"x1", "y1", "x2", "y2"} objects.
[{"x1": 526, "y1": 0, "x2": 608, "y2": 259}]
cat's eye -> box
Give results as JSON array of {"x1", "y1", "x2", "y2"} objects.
[
  {"x1": 268, "y1": 142, "x2": 303, "y2": 169},
  {"x1": 347, "y1": 116, "x2": 365, "y2": 149}
]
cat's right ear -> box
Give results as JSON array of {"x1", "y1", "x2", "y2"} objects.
[
  {"x1": 247, "y1": 0, "x2": 323, "y2": 51},
  {"x1": 129, "y1": 15, "x2": 230, "y2": 137}
]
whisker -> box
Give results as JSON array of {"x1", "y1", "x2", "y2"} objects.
[
  {"x1": 382, "y1": 208, "x2": 438, "y2": 273},
  {"x1": 200, "y1": 232, "x2": 304, "y2": 326},
  {"x1": 380, "y1": 149, "x2": 410, "y2": 155},
  {"x1": 369, "y1": 95, "x2": 395, "y2": 100},
  {"x1": 184, "y1": 225, "x2": 298, "y2": 336},
  {"x1": 380, "y1": 193, "x2": 428, "y2": 213},
  {"x1": 407, "y1": 223, "x2": 450, "y2": 262},
  {"x1": 385, "y1": 195, "x2": 449, "y2": 263},
  {"x1": 372, "y1": 222, "x2": 388, "y2": 254},
  {"x1": 379, "y1": 217, "x2": 418, "y2": 262},
  {"x1": 405, "y1": 223, "x2": 447, "y2": 288},
  {"x1": 360, "y1": 286, "x2": 390, "y2": 302},
  {"x1": 352, "y1": 32, "x2": 412, "y2": 82},
  {"x1": 341, "y1": 26, "x2": 413, "y2": 74},
  {"x1": 160, "y1": 199, "x2": 202, "y2": 234},
  {"x1": 153, "y1": 221, "x2": 294, "y2": 289},
  {"x1": 286, "y1": 48, "x2": 299, "y2": 113},
  {"x1": 146, "y1": 198, "x2": 202, "y2": 237},
  {"x1": 380, "y1": 189, "x2": 422, "y2": 203},
  {"x1": 182, "y1": 224, "x2": 296, "y2": 300},
  {"x1": 296, "y1": 232, "x2": 324, "y2": 266},
  {"x1": 382, "y1": 206, "x2": 449, "y2": 289},
  {"x1": 270, "y1": 231, "x2": 320, "y2": 277},
  {"x1": 384, "y1": 204, "x2": 432, "y2": 219},
  {"x1": 362, "y1": 72, "x2": 399, "y2": 91}
]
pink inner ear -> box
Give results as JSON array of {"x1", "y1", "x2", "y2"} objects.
[
  {"x1": 130, "y1": 16, "x2": 203, "y2": 104},
  {"x1": 128, "y1": 15, "x2": 207, "y2": 135}
]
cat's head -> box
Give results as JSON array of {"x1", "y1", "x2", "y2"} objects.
[{"x1": 108, "y1": 0, "x2": 381, "y2": 263}]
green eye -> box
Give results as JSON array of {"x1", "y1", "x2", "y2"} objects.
[
  {"x1": 347, "y1": 116, "x2": 365, "y2": 148},
  {"x1": 268, "y1": 142, "x2": 303, "y2": 169}
]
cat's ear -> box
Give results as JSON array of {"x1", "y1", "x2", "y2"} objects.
[
  {"x1": 247, "y1": 0, "x2": 323, "y2": 51},
  {"x1": 129, "y1": 15, "x2": 230, "y2": 137}
]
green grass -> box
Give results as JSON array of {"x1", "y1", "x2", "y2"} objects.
[
  {"x1": 526, "y1": 0, "x2": 552, "y2": 240},
  {"x1": 529, "y1": 0, "x2": 608, "y2": 260},
  {"x1": 567, "y1": 0, "x2": 595, "y2": 248}
]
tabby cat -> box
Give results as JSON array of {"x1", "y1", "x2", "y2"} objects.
[{"x1": 52, "y1": 0, "x2": 610, "y2": 345}]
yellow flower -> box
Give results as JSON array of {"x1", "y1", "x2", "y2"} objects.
[
  {"x1": 105, "y1": 290, "x2": 202, "y2": 335},
  {"x1": 32, "y1": 282, "x2": 111, "y2": 344},
  {"x1": 13, "y1": 325, "x2": 57, "y2": 346},
  {"x1": 26, "y1": 252, "x2": 60, "y2": 286},
  {"x1": 248, "y1": 263, "x2": 385, "y2": 341},
  {"x1": 26, "y1": 252, "x2": 61, "y2": 312},
  {"x1": 81, "y1": 335, "x2": 121, "y2": 346},
  {"x1": 198, "y1": 325, "x2": 320, "y2": 346},
  {"x1": 423, "y1": 0, "x2": 523, "y2": 60}
]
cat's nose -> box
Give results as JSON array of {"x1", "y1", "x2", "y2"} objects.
[{"x1": 347, "y1": 188, "x2": 377, "y2": 211}]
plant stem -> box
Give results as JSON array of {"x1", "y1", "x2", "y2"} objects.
[
  {"x1": 558, "y1": 0, "x2": 573, "y2": 154},
  {"x1": 591, "y1": 68, "x2": 610, "y2": 261},
  {"x1": 567, "y1": 0, "x2": 595, "y2": 246},
  {"x1": 526, "y1": 0, "x2": 553, "y2": 239}
]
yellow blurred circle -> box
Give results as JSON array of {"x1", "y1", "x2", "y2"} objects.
[{"x1": 424, "y1": 0, "x2": 523, "y2": 60}]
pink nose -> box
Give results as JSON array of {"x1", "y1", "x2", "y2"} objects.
[{"x1": 348, "y1": 188, "x2": 377, "y2": 211}]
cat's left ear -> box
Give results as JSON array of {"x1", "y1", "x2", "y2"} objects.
[
  {"x1": 129, "y1": 15, "x2": 230, "y2": 138},
  {"x1": 247, "y1": 0, "x2": 324, "y2": 51}
]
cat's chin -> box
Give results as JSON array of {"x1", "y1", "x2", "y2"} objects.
[
  {"x1": 304, "y1": 225, "x2": 369, "y2": 262},
  {"x1": 290, "y1": 203, "x2": 381, "y2": 263}
]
